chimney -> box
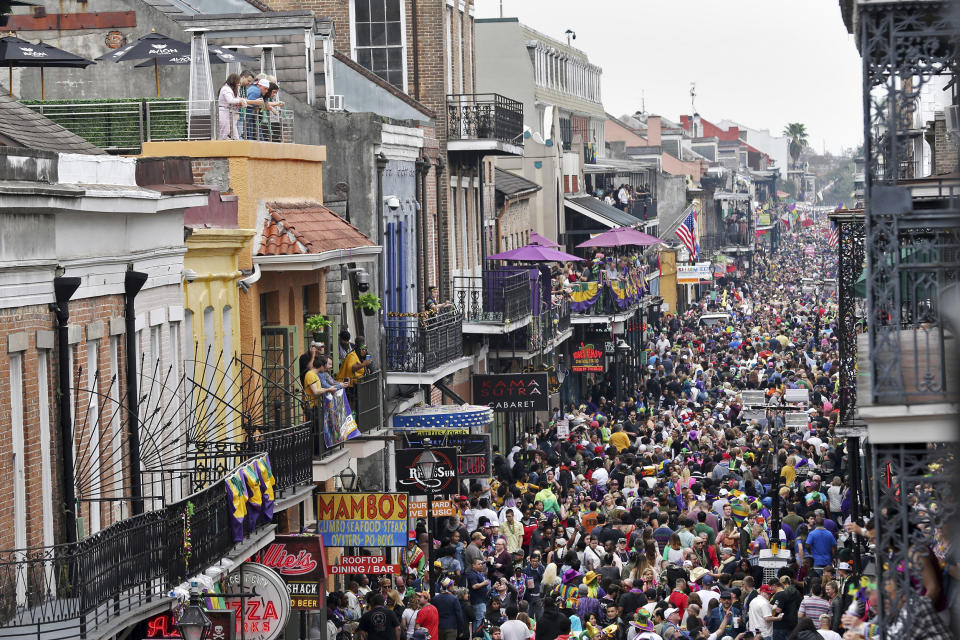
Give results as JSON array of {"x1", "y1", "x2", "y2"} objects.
[
  {"x1": 647, "y1": 115, "x2": 661, "y2": 147},
  {"x1": 693, "y1": 113, "x2": 702, "y2": 137}
]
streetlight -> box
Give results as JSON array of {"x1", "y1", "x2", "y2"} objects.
[
  {"x1": 177, "y1": 587, "x2": 212, "y2": 640},
  {"x1": 413, "y1": 442, "x2": 437, "y2": 597},
  {"x1": 338, "y1": 466, "x2": 358, "y2": 492}
]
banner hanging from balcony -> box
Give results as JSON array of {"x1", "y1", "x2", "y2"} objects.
[
  {"x1": 320, "y1": 388, "x2": 361, "y2": 448},
  {"x1": 316, "y1": 493, "x2": 409, "y2": 547},
  {"x1": 396, "y1": 447, "x2": 459, "y2": 496},
  {"x1": 568, "y1": 281, "x2": 600, "y2": 312},
  {"x1": 572, "y1": 342, "x2": 604, "y2": 372},
  {"x1": 394, "y1": 404, "x2": 493, "y2": 430},
  {"x1": 472, "y1": 373, "x2": 549, "y2": 412},
  {"x1": 225, "y1": 455, "x2": 277, "y2": 543}
]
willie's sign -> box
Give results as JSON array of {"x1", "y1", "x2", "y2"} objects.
[
  {"x1": 256, "y1": 535, "x2": 324, "y2": 610},
  {"x1": 472, "y1": 373, "x2": 549, "y2": 412}
]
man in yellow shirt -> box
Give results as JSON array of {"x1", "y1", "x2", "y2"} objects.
[
  {"x1": 608, "y1": 424, "x2": 632, "y2": 452},
  {"x1": 780, "y1": 455, "x2": 797, "y2": 487},
  {"x1": 338, "y1": 338, "x2": 373, "y2": 385}
]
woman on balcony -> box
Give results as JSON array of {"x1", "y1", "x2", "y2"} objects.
[{"x1": 217, "y1": 73, "x2": 248, "y2": 140}]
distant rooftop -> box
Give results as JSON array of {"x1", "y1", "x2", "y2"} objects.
[{"x1": 0, "y1": 94, "x2": 103, "y2": 155}]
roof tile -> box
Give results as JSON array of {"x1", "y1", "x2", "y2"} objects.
[{"x1": 256, "y1": 201, "x2": 374, "y2": 256}]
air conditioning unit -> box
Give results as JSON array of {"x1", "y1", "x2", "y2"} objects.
[
  {"x1": 326, "y1": 94, "x2": 344, "y2": 112},
  {"x1": 945, "y1": 105, "x2": 960, "y2": 141}
]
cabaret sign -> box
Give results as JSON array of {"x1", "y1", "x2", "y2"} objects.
[
  {"x1": 472, "y1": 373, "x2": 549, "y2": 412},
  {"x1": 572, "y1": 343, "x2": 604, "y2": 372}
]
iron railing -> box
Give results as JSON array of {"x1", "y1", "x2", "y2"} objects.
[
  {"x1": 190, "y1": 424, "x2": 312, "y2": 495},
  {"x1": 0, "y1": 454, "x2": 266, "y2": 636},
  {"x1": 491, "y1": 297, "x2": 572, "y2": 354},
  {"x1": 23, "y1": 99, "x2": 294, "y2": 154},
  {"x1": 567, "y1": 267, "x2": 649, "y2": 317},
  {"x1": 446, "y1": 93, "x2": 524, "y2": 146},
  {"x1": 385, "y1": 311, "x2": 463, "y2": 373},
  {"x1": 454, "y1": 269, "x2": 532, "y2": 326},
  {"x1": 354, "y1": 371, "x2": 382, "y2": 433}
]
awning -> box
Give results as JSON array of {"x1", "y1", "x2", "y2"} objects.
[{"x1": 564, "y1": 195, "x2": 640, "y2": 229}]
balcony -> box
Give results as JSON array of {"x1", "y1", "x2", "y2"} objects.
[
  {"x1": 454, "y1": 269, "x2": 533, "y2": 334},
  {"x1": 0, "y1": 453, "x2": 277, "y2": 640},
  {"x1": 568, "y1": 267, "x2": 649, "y2": 324},
  {"x1": 490, "y1": 296, "x2": 573, "y2": 359},
  {"x1": 446, "y1": 93, "x2": 524, "y2": 155},
  {"x1": 384, "y1": 311, "x2": 469, "y2": 385},
  {"x1": 24, "y1": 98, "x2": 295, "y2": 154}
]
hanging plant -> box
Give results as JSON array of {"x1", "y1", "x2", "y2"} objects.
[
  {"x1": 305, "y1": 314, "x2": 332, "y2": 342},
  {"x1": 353, "y1": 293, "x2": 382, "y2": 316}
]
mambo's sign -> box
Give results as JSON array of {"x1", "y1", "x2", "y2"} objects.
[
  {"x1": 329, "y1": 556, "x2": 401, "y2": 575},
  {"x1": 316, "y1": 493, "x2": 409, "y2": 547},
  {"x1": 472, "y1": 373, "x2": 549, "y2": 412},
  {"x1": 572, "y1": 343, "x2": 603, "y2": 372}
]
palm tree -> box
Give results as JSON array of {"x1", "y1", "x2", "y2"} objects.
[{"x1": 783, "y1": 122, "x2": 809, "y2": 168}]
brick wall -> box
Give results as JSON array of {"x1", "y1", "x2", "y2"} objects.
[
  {"x1": 191, "y1": 157, "x2": 231, "y2": 192},
  {"x1": 933, "y1": 116, "x2": 959, "y2": 175}
]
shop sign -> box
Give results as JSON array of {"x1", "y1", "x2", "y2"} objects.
[
  {"x1": 257, "y1": 535, "x2": 324, "y2": 610},
  {"x1": 677, "y1": 263, "x2": 713, "y2": 284},
  {"x1": 143, "y1": 610, "x2": 235, "y2": 640},
  {"x1": 409, "y1": 499, "x2": 458, "y2": 518},
  {"x1": 396, "y1": 447, "x2": 459, "y2": 496},
  {"x1": 329, "y1": 556, "x2": 401, "y2": 575},
  {"x1": 224, "y1": 563, "x2": 291, "y2": 640},
  {"x1": 572, "y1": 343, "x2": 604, "y2": 372},
  {"x1": 555, "y1": 419, "x2": 569, "y2": 439},
  {"x1": 316, "y1": 493, "x2": 409, "y2": 547},
  {"x1": 402, "y1": 431, "x2": 492, "y2": 479},
  {"x1": 472, "y1": 373, "x2": 549, "y2": 412}
]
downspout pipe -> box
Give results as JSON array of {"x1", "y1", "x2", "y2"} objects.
[
  {"x1": 124, "y1": 269, "x2": 149, "y2": 516},
  {"x1": 435, "y1": 156, "x2": 446, "y2": 298},
  {"x1": 54, "y1": 276, "x2": 81, "y2": 545},
  {"x1": 375, "y1": 153, "x2": 389, "y2": 430}
]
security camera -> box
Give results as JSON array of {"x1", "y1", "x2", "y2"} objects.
[
  {"x1": 356, "y1": 269, "x2": 371, "y2": 292},
  {"x1": 385, "y1": 195, "x2": 400, "y2": 210},
  {"x1": 183, "y1": 268, "x2": 198, "y2": 283}
]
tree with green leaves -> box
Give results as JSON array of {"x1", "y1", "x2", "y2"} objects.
[{"x1": 783, "y1": 122, "x2": 809, "y2": 168}]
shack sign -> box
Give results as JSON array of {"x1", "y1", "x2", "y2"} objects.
[
  {"x1": 572, "y1": 343, "x2": 604, "y2": 372},
  {"x1": 257, "y1": 535, "x2": 324, "y2": 610},
  {"x1": 402, "y1": 431, "x2": 492, "y2": 479},
  {"x1": 472, "y1": 373, "x2": 549, "y2": 412},
  {"x1": 396, "y1": 447, "x2": 459, "y2": 496}
]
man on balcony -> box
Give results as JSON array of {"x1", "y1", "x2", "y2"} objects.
[
  {"x1": 425, "y1": 285, "x2": 453, "y2": 314},
  {"x1": 339, "y1": 338, "x2": 373, "y2": 409}
]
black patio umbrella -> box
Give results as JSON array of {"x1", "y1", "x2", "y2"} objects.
[
  {"x1": 132, "y1": 45, "x2": 258, "y2": 68},
  {"x1": 0, "y1": 36, "x2": 94, "y2": 99},
  {"x1": 96, "y1": 32, "x2": 191, "y2": 97}
]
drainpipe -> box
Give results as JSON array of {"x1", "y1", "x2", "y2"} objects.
[
  {"x1": 124, "y1": 268, "x2": 149, "y2": 515},
  {"x1": 478, "y1": 160, "x2": 486, "y2": 262},
  {"x1": 411, "y1": 0, "x2": 420, "y2": 101},
  {"x1": 415, "y1": 156, "x2": 427, "y2": 305},
  {"x1": 435, "y1": 156, "x2": 447, "y2": 299},
  {"x1": 375, "y1": 153, "x2": 389, "y2": 431},
  {"x1": 53, "y1": 276, "x2": 81, "y2": 545}
]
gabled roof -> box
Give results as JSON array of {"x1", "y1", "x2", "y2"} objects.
[
  {"x1": 257, "y1": 201, "x2": 374, "y2": 256},
  {"x1": 494, "y1": 168, "x2": 541, "y2": 198},
  {"x1": 0, "y1": 94, "x2": 104, "y2": 154},
  {"x1": 333, "y1": 51, "x2": 435, "y2": 119}
]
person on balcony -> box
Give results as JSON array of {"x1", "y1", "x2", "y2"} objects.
[
  {"x1": 304, "y1": 354, "x2": 348, "y2": 452},
  {"x1": 217, "y1": 73, "x2": 248, "y2": 140},
  {"x1": 243, "y1": 76, "x2": 268, "y2": 140},
  {"x1": 338, "y1": 338, "x2": 373, "y2": 408},
  {"x1": 425, "y1": 285, "x2": 453, "y2": 314},
  {"x1": 338, "y1": 329, "x2": 354, "y2": 362}
]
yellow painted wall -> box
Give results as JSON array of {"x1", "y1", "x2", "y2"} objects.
[
  {"x1": 659, "y1": 248, "x2": 678, "y2": 316},
  {"x1": 142, "y1": 141, "x2": 327, "y2": 359}
]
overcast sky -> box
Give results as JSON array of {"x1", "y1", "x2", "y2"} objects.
[{"x1": 475, "y1": 0, "x2": 864, "y2": 155}]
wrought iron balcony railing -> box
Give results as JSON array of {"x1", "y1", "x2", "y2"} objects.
[
  {"x1": 23, "y1": 99, "x2": 295, "y2": 154},
  {"x1": 446, "y1": 93, "x2": 524, "y2": 146},
  {"x1": 385, "y1": 311, "x2": 464, "y2": 373},
  {"x1": 491, "y1": 296, "x2": 572, "y2": 353},
  {"x1": 454, "y1": 269, "x2": 532, "y2": 326},
  {"x1": 354, "y1": 371, "x2": 382, "y2": 433},
  {"x1": 0, "y1": 454, "x2": 268, "y2": 635},
  {"x1": 567, "y1": 267, "x2": 649, "y2": 317}
]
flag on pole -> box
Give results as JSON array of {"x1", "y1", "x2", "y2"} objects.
[
  {"x1": 675, "y1": 208, "x2": 699, "y2": 260},
  {"x1": 828, "y1": 220, "x2": 839, "y2": 248}
]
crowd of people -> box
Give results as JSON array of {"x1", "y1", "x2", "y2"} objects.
[
  {"x1": 325, "y1": 222, "x2": 955, "y2": 640},
  {"x1": 217, "y1": 69, "x2": 286, "y2": 141}
]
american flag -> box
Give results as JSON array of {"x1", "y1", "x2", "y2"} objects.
[
  {"x1": 828, "y1": 220, "x2": 839, "y2": 248},
  {"x1": 676, "y1": 208, "x2": 699, "y2": 259}
]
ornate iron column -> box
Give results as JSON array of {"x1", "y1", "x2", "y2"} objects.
[{"x1": 832, "y1": 211, "x2": 865, "y2": 428}]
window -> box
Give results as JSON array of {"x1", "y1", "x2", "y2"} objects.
[
  {"x1": 354, "y1": 0, "x2": 405, "y2": 89},
  {"x1": 559, "y1": 117, "x2": 572, "y2": 150}
]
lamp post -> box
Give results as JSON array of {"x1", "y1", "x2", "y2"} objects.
[
  {"x1": 177, "y1": 587, "x2": 212, "y2": 640},
  {"x1": 413, "y1": 444, "x2": 438, "y2": 597},
  {"x1": 338, "y1": 466, "x2": 358, "y2": 492}
]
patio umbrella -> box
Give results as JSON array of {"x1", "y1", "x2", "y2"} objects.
[
  {"x1": 529, "y1": 230, "x2": 561, "y2": 248},
  {"x1": 487, "y1": 244, "x2": 584, "y2": 262},
  {"x1": 132, "y1": 45, "x2": 258, "y2": 67},
  {"x1": 0, "y1": 36, "x2": 94, "y2": 99},
  {"x1": 96, "y1": 32, "x2": 191, "y2": 97},
  {"x1": 576, "y1": 226, "x2": 661, "y2": 248}
]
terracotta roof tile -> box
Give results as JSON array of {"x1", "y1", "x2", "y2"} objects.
[{"x1": 256, "y1": 201, "x2": 374, "y2": 257}]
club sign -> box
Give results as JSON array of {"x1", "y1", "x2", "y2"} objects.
[{"x1": 395, "y1": 447, "x2": 458, "y2": 496}]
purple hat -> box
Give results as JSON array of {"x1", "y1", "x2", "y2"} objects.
[{"x1": 562, "y1": 568, "x2": 583, "y2": 584}]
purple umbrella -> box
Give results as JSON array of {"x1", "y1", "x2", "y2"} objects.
[
  {"x1": 528, "y1": 230, "x2": 560, "y2": 248},
  {"x1": 487, "y1": 244, "x2": 584, "y2": 262},
  {"x1": 576, "y1": 226, "x2": 660, "y2": 248}
]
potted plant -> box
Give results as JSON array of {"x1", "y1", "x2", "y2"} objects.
[
  {"x1": 354, "y1": 293, "x2": 382, "y2": 317},
  {"x1": 304, "y1": 314, "x2": 332, "y2": 343}
]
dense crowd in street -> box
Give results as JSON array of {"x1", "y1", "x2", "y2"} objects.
[{"x1": 327, "y1": 223, "x2": 955, "y2": 640}]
